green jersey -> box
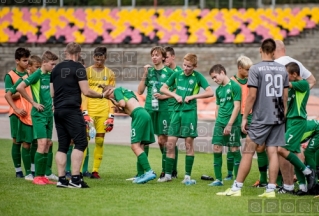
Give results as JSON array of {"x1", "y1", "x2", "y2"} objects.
[
  {"x1": 168, "y1": 65, "x2": 184, "y2": 111},
  {"x1": 215, "y1": 79, "x2": 241, "y2": 126},
  {"x1": 4, "y1": 69, "x2": 28, "y2": 92},
  {"x1": 165, "y1": 70, "x2": 210, "y2": 111},
  {"x1": 287, "y1": 79, "x2": 309, "y2": 119},
  {"x1": 114, "y1": 87, "x2": 138, "y2": 102},
  {"x1": 144, "y1": 66, "x2": 174, "y2": 111},
  {"x1": 300, "y1": 120, "x2": 319, "y2": 143},
  {"x1": 8, "y1": 78, "x2": 24, "y2": 94},
  {"x1": 24, "y1": 69, "x2": 53, "y2": 117}
]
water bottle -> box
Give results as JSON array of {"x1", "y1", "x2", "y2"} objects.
[
  {"x1": 88, "y1": 122, "x2": 96, "y2": 139},
  {"x1": 151, "y1": 82, "x2": 159, "y2": 111}
]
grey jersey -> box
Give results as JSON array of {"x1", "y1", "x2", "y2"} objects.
[{"x1": 248, "y1": 61, "x2": 289, "y2": 125}]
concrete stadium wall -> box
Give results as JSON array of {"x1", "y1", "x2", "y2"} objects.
[{"x1": 0, "y1": 29, "x2": 318, "y2": 87}]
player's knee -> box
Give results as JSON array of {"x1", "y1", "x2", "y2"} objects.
[
  {"x1": 95, "y1": 137, "x2": 104, "y2": 147},
  {"x1": 22, "y1": 142, "x2": 31, "y2": 149},
  {"x1": 213, "y1": 144, "x2": 222, "y2": 153}
]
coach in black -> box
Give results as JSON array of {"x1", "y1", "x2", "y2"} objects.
[{"x1": 50, "y1": 42, "x2": 105, "y2": 188}]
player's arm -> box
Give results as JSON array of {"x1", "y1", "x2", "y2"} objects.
[
  {"x1": 307, "y1": 74, "x2": 316, "y2": 89},
  {"x1": 215, "y1": 105, "x2": 219, "y2": 119},
  {"x1": 79, "y1": 80, "x2": 104, "y2": 98},
  {"x1": 4, "y1": 74, "x2": 20, "y2": 100},
  {"x1": 160, "y1": 83, "x2": 182, "y2": 103},
  {"x1": 137, "y1": 65, "x2": 151, "y2": 95},
  {"x1": 242, "y1": 87, "x2": 257, "y2": 134},
  {"x1": 4, "y1": 90, "x2": 27, "y2": 116},
  {"x1": 185, "y1": 86, "x2": 214, "y2": 103},
  {"x1": 283, "y1": 87, "x2": 288, "y2": 118},
  {"x1": 299, "y1": 62, "x2": 316, "y2": 89},
  {"x1": 17, "y1": 80, "x2": 45, "y2": 112}
]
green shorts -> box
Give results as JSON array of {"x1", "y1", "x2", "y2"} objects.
[
  {"x1": 212, "y1": 124, "x2": 241, "y2": 147},
  {"x1": 16, "y1": 120, "x2": 33, "y2": 144},
  {"x1": 146, "y1": 110, "x2": 170, "y2": 135},
  {"x1": 305, "y1": 132, "x2": 319, "y2": 153},
  {"x1": 32, "y1": 116, "x2": 53, "y2": 139},
  {"x1": 131, "y1": 107, "x2": 155, "y2": 144},
  {"x1": 168, "y1": 109, "x2": 197, "y2": 138},
  {"x1": 284, "y1": 118, "x2": 307, "y2": 153},
  {"x1": 9, "y1": 114, "x2": 19, "y2": 139},
  {"x1": 240, "y1": 113, "x2": 253, "y2": 138}
]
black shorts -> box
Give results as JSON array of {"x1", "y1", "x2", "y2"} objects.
[{"x1": 54, "y1": 108, "x2": 87, "y2": 153}]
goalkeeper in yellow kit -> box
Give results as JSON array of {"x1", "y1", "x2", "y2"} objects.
[{"x1": 82, "y1": 47, "x2": 116, "y2": 179}]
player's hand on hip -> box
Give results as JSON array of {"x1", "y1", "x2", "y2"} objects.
[
  {"x1": 14, "y1": 108, "x2": 27, "y2": 117},
  {"x1": 241, "y1": 119, "x2": 248, "y2": 134},
  {"x1": 223, "y1": 124, "x2": 232, "y2": 135},
  {"x1": 104, "y1": 114, "x2": 114, "y2": 133},
  {"x1": 154, "y1": 93, "x2": 164, "y2": 100},
  {"x1": 32, "y1": 102, "x2": 44, "y2": 111},
  {"x1": 174, "y1": 95, "x2": 183, "y2": 103},
  {"x1": 184, "y1": 96, "x2": 193, "y2": 103}
]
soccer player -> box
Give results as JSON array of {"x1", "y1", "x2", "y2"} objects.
[
  {"x1": 164, "y1": 46, "x2": 183, "y2": 176},
  {"x1": 274, "y1": 40, "x2": 316, "y2": 88},
  {"x1": 276, "y1": 62, "x2": 314, "y2": 194},
  {"x1": 217, "y1": 38, "x2": 289, "y2": 197},
  {"x1": 51, "y1": 42, "x2": 103, "y2": 188},
  {"x1": 159, "y1": 53, "x2": 214, "y2": 184},
  {"x1": 102, "y1": 85, "x2": 157, "y2": 184},
  {"x1": 224, "y1": 56, "x2": 253, "y2": 182},
  {"x1": 137, "y1": 46, "x2": 174, "y2": 178},
  {"x1": 4, "y1": 48, "x2": 31, "y2": 178},
  {"x1": 17, "y1": 51, "x2": 59, "y2": 185},
  {"x1": 83, "y1": 47, "x2": 115, "y2": 179},
  {"x1": 209, "y1": 64, "x2": 241, "y2": 186}
]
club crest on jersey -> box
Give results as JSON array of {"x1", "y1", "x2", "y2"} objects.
[
  {"x1": 161, "y1": 74, "x2": 166, "y2": 79},
  {"x1": 103, "y1": 76, "x2": 108, "y2": 81},
  {"x1": 189, "y1": 79, "x2": 194, "y2": 85},
  {"x1": 226, "y1": 89, "x2": 231, "y2": 94}
]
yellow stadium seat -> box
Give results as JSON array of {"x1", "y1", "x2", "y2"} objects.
[
  {"x1": 234, "y1": 33, "x2": 245, "y2": 44},
  {"x1": 168, "y1": 35, "x2": 179, "y2": 44},
  {"x1": 187, "y1": 35, "x2": 197, "y2": 44},
  {"x1": 206, "y1": 34, "x2": 217, "y2": 43}
]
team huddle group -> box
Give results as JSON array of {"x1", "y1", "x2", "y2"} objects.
[{"x1": 4, "y1": 39, "x2": 319, "y2": 196}]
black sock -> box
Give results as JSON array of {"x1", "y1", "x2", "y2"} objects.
[{"x1": 71, "y1": 175, "x2": 81, "y2": 182}]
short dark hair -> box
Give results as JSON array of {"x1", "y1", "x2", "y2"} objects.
[
  {"x1": 261, "y1": 38, "x2": 276, "y2": 54},
  {"x1": 94, "y1": 47, "x2": 107, "y2": 57},
  {"x1": 15, "y1": 47, "x2": 31, "y2": 60},
  {"x1": 286, "y1": 62, "x2": 300, "y2": 76},
  {"x1": 165, "y1": 46, "x2": 175, "y2": 56},
  {"x1": 209, "y1": 64, "x2": 227, "y2": 75}
]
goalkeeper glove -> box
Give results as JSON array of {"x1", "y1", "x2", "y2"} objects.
[{"x1": 104, "y1": 114, "x2": 114, "y2": 133}]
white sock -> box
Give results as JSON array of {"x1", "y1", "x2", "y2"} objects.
[
  {"x1": 184, "y1": 175, "x2": 190, "y2": 180},
  {"x1": 231, "y1": 181, "x2": 243, "y2": 191},
  {"x1": 31, "y1": 164, "x2": 35, "y2": 172},
  {"x1": 266, "y1": 184, "x2": 276, "y2": 193},
  {"x1": 299, "y1": 184, "x2": 307, "y2": 192},
  {"x1": 165, "y1": 174, "x2": 172, "y2": 179},
  {"x1": 302, "y1": 168, "x2": 311, "y2": 175},
  {"x1": 15, "y1": 167, "x2": 22, "y2": 172},
  {"x1": 283, "y1": 184, "x2": 294, "y2": 191}
]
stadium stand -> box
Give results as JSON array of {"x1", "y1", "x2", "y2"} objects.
[{"x1": 0, "y1": 7, "x2": 318, "y2": 44}]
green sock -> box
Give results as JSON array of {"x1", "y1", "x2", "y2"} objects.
[
  {"x1": 82, "y1": 147, "x2": 89, "y2": 173},
  {"x1": 35, "y1": 152, "x2": 46, "y2": 176},
  {"x1": 137, "y1": 152, "x2": 151, "y2": 172},
  {"x1": 276, "y1": 170, "x2": 283, "y2": 186},
  {"x1": 226, "y1": 150, "x2": 234, "y2": 176},
  {"x1": 173, "y1": 146, "x2": 178, "y2": 172},
  {"x1": 21, "y1": 146, "x2": 31, "y2": 175},
  {"x1": 185, "y1": 155, "x2": 194, "y2": 176},
  {"x1": 144, "y1": 145, "x2": 149, "y2": 157},
  {"x1": 12, "y1": 143, "x2": 22, "y2": 169},
  {"x1": 66, "y1": 145, "x2": 73, "y2": 172},
  {"x1": 257, "y1": 151, "x2": 269, "y2": 184},
  {"x1": 304, "y1": 149, "x2": 316, "y2": 170},
  {"x1": 286, "y1": 152, "x2": 307, "y2": 171},
  {"x1": 232, "y1": 150, "x2": 241, "y2": 178},
  {"x1": 295, "y1": 167, "x2": 306, "y2": 185},
  {"x1": 165, "y1": 157, "x2": 174, "y2": 175},
  {"x1": 137, "y1": 161, "x2": 144, "y2": 176},
  {"x1": 45, "y1": 146, "x2": 53, "y2": 176},
  {"x1": 315, "y1": 149, "x2": 319, "y2": 167},
  {"x1": 30, "y1": 140, "x2": 37, "y2": 164},
  {"x1": 214, "y1": 152, "x2": 223, "y2": 181},
  {"x1": 161, "y1": 147, "x2": 166, "y2": 172}
]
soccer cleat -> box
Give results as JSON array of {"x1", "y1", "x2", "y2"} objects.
[
  {"x1": 16, "y1": 171, "x2": 24, "y2": 178},
  {"x1": 208, "y1": 180, "x2": 224, "y2": 186},
  {"x1": 294, "y1": 190, "x2": 308, "y2": 196},
  {"x1": 68, "y1": 179, "x2": 90, "y2": 188},
  {"x1": 135, "y1": 170, "x2": 156, "y2": 184},
  {"x1": 45, "y1": 174, "x2": 59, "y2": 181},
  {"x1": 258, "y1": 191, "x2": 276, "y2": 198},
  {"x1": 82, "y1": 171, "x2": 91, "y2": 178},
  {"x1": 315, "y1": 195, "x2": 319, "y2": 198},
  {"x1": 252, "y1": 180, "x2": 268, "y2": 188},
  {"x1": 65, "y1": 171, "x2": 71, "y2": 180},
  {"x1": 31, "y1": 171, "x2": 35, "y2": 177},
  {"x1": 159, "y1": 172, "x2": 165, "y2": 178},
  {"x1": 132, "y1": 175, "x2": 143, "y2": 183},
  {"x1": 277, "y1": 187, "x2": 294, "y2": 194},
  {"x1": 223, "y1": 174, "x2": 233, "y2": 181},
  {"x1": 217, "y1": 188, "x2": 241, "y2": 196},
  {"x1": 25, "y1": 174, "x2": 34, "y2": 181},
  {"x1": 216, "y1": 188, "x2": 231, "y2": 196},
  {"x1": 126, "y1": 175, "x2": 137, "y2": 181},
  {"x1": 157, "y1": 176, "x2": 172, "y2": 183},
  {"x1": 32, "y1": 176, "x2": 46, "y2": 185},
  {"x1": 90, "y1": 172, "x2": 101, "y2": 179},
  {"x1": 184, "y1": 179, "x2": 196, "y2": 185},
  {"x1": 201, "y1": 175, "x2": 214, "y2": 181},
  {"x1": 306, "y1": 170, "x2": 316, "y2": 190},
  {"x1": 172, "y1": 170, "x2": 178, "y2": 179},
  {"x1": 42, "y1": 177, "x2": 56, "y2": 185},
  {"x1": 57, "y1": 179, "x2": 69, "y2": 188}
]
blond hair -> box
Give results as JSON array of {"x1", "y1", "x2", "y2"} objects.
[
  {"x1": 237, "y1": 56, "x2": 253, "y2": 69},
  {"x1": 42, "y1": 51, "x2": 58, "y2": 62},
  {"x1": 29, "y1": 55, "x2": 42, "y2": 65},
  {"x1": 66, "y1": 42, "x2": 81, "y2": 55},
  {"x1": 184, "y1": 53, "x2": 197, "y2": 67}
]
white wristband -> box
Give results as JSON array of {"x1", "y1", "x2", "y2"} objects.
[{"x1": 109, "y1": 114, "x2": 114, "y2": 118}]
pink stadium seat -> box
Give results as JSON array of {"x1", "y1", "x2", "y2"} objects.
[
  {"x1": 74, "y1": 8, "x2": 86, "y2": 22},
  {"x1": 288, "y1": 28, "x2": 300, "y2": 36},
  {"x1": 224, "y1": 34, "x2": 235, "y2": 43},
  {"x1": 26, "y1": 32, "x2": 37, "y2": 43},
  {"x1": 292, "y1": 8, "x2": 300, "y2": 16},
  {"x1": 1, "y1": 11, "x2": 12, "y2": 22},
  {"x1": 37, "y1": 35, "x2": 47, "y2": 43}
]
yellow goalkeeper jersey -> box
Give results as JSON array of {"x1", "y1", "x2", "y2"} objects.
[{"x1": 82, "y1": 66, "x2": 116, "y2": 116}]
